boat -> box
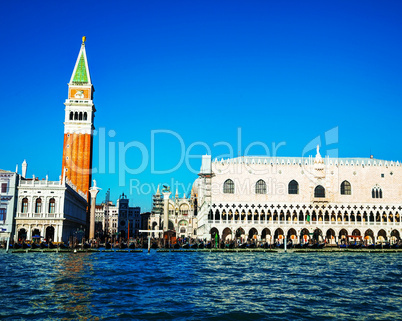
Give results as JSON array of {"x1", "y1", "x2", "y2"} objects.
[
  {"x1": 22, "y1": 242, "x2": 31, "y2": 249},
  {"x1": 12, "y1": 243, "x2": 21, "y2": 249},
  {"x1": 31, "y1": 243, "x2": 40, "y2": 249},
  {"x1": 40, "y1": 242, "x2": 48, "y2": 249}
]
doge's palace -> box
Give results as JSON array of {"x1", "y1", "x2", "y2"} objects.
[{"x1": 195, "y1": 148, "x2": 402, "y2": 244}]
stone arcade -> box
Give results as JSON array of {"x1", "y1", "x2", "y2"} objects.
[{"x1": 195, "y1": 149, "x2": 402, "y2": 245}]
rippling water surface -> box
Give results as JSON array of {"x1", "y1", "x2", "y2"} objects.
[{"x1": 0, "y1": 250, "x2": 401, "y2": 320}]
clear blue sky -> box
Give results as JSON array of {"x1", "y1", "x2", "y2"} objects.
[{"x1": 1, "y1": 0, "x2": 402, "y2": 211}]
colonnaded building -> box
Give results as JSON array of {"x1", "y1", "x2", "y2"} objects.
[
  {"x1": 194, "y1": 148, "x2": 402, "y2": 244},
  {"x1": 15, "y1": 172, "x2": 87, "y2": 243}
]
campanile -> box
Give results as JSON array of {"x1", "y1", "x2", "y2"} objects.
[{"x1": 61, "y1": 37, "x2": 95, "y2": 199}]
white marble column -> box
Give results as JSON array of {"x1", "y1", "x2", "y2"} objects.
[
  {"x1": 162, "y1": 191, "x2": 172, "y2": 232},
  {"x1": 89, "y1": 187, "x2": 100, "y2": 240}
]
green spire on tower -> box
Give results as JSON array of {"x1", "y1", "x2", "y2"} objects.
[{"x1": 72, "y1": 53, "x2": 88, "y2": 84}]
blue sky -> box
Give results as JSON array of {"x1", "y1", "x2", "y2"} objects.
[{"x1": 1, "y1": 1, "x2": 402, "y2": 211}]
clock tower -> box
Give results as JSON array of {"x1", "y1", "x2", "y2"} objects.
[{"x1": 61, "y1": 37, "x2": 95, "y2": 199}]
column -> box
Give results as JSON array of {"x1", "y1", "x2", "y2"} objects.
[
  {"x1": 162, "y1": 190, "x2": 171, "y2": 232},
  {"x1": 54, "y1": 225, "x2": 58, "y2": 242},
  {"x1": 89, "y1": 186, "x2": 100, "y2": 240},
  {"x1": 58, "y1": 224, "x2": 63, "y2": 242},
  {"x1": 29, "y1": 197, "x2": 34, "y2": 217}
]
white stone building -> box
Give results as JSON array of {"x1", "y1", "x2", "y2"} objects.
[
  {"x1": 95, "y1": 193, "x2": 141, "y2": 240},
  {"x1": 95, "y1": 201, "x2": 118, "y2": 239},
  {"x1": 149, "y1": 186, "x2": 198, "y2": 239},
  {"x1": 195, "y1": 150, "x2": 402, "y2": 244},
  {"x1": 15, "y1": 166, "x2": 87, "y2": 243},
  {"x1": 0, "y1": 169, "x2": 19, "y2": 242}
]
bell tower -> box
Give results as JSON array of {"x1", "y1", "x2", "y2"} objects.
[{"x1": 61, "y1": 36, "x2": 96, "y2": 199}]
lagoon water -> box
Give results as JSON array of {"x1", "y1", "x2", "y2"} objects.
[{"x1": 0, "y1": 250, "x2": 401, "y2": 320}]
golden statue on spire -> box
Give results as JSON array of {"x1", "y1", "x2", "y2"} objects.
[{"x1": 82, "y1": 36, "x2": 86, "y2": 43}]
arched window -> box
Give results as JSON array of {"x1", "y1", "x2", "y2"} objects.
[
  {"x1": 79, "y1": 112, "x2": 83, "y2": 120},
  {"x1": 223, "y1": 179, "x2": 234, "y2": 194},
  {"x1": 21, "y1": 198, "x2": 28, "y2": 213},
  {"x1": 255, "y1": 180, "x2": 266, "y2": 194},
  {"x1": 74, "y1": 112, "x2": 78, "y2": 120},
  {"x1": 83, "y1": 112, "x2": 87, "y2": 121},
  {"x1": 314, "y1": 185, "x2": 325, "y2": 198},
  {"x1": 49, "y1": 198, "x2": 55, "y2": 214},
  {"x1": 288, "y1": 180, "x2": 299, "y2": 194},
  {"x1": 35, "y1": 198, "x2": 42, "y2": 214},
  {"x1": 69, "y1": 112, "x2": 73, "y2": 120},
  {"x1": 179, "y1": 204, "x2": 189, "y2": 216},
  {"x1": 372, "y1": 186, "x2": 382, "y2": 199},
  {"x1": 340, "y1": 181, "x2": 351, "y2": 195}
]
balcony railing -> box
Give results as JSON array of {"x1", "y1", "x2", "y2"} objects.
[
  {"x1": 17, "y1": 213, "x2": 61, "y2": 219},
  {"x1": 207, "y1": 219, "x2": 400, "y2": 226}
]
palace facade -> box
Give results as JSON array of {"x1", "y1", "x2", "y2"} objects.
[
  {"x1": 15, "y1": 171, "x2": 87, "y2": 243},
  {"x1": 195, "y1": 149, "x2": 402, "y2": 244},
  {"x1": 150, "y1": 186, "x2": 198, "y2": 239}
]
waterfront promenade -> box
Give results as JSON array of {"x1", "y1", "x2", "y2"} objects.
[{"x1": 5, "y1": 247, "x2": 402, "y2": 254}]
